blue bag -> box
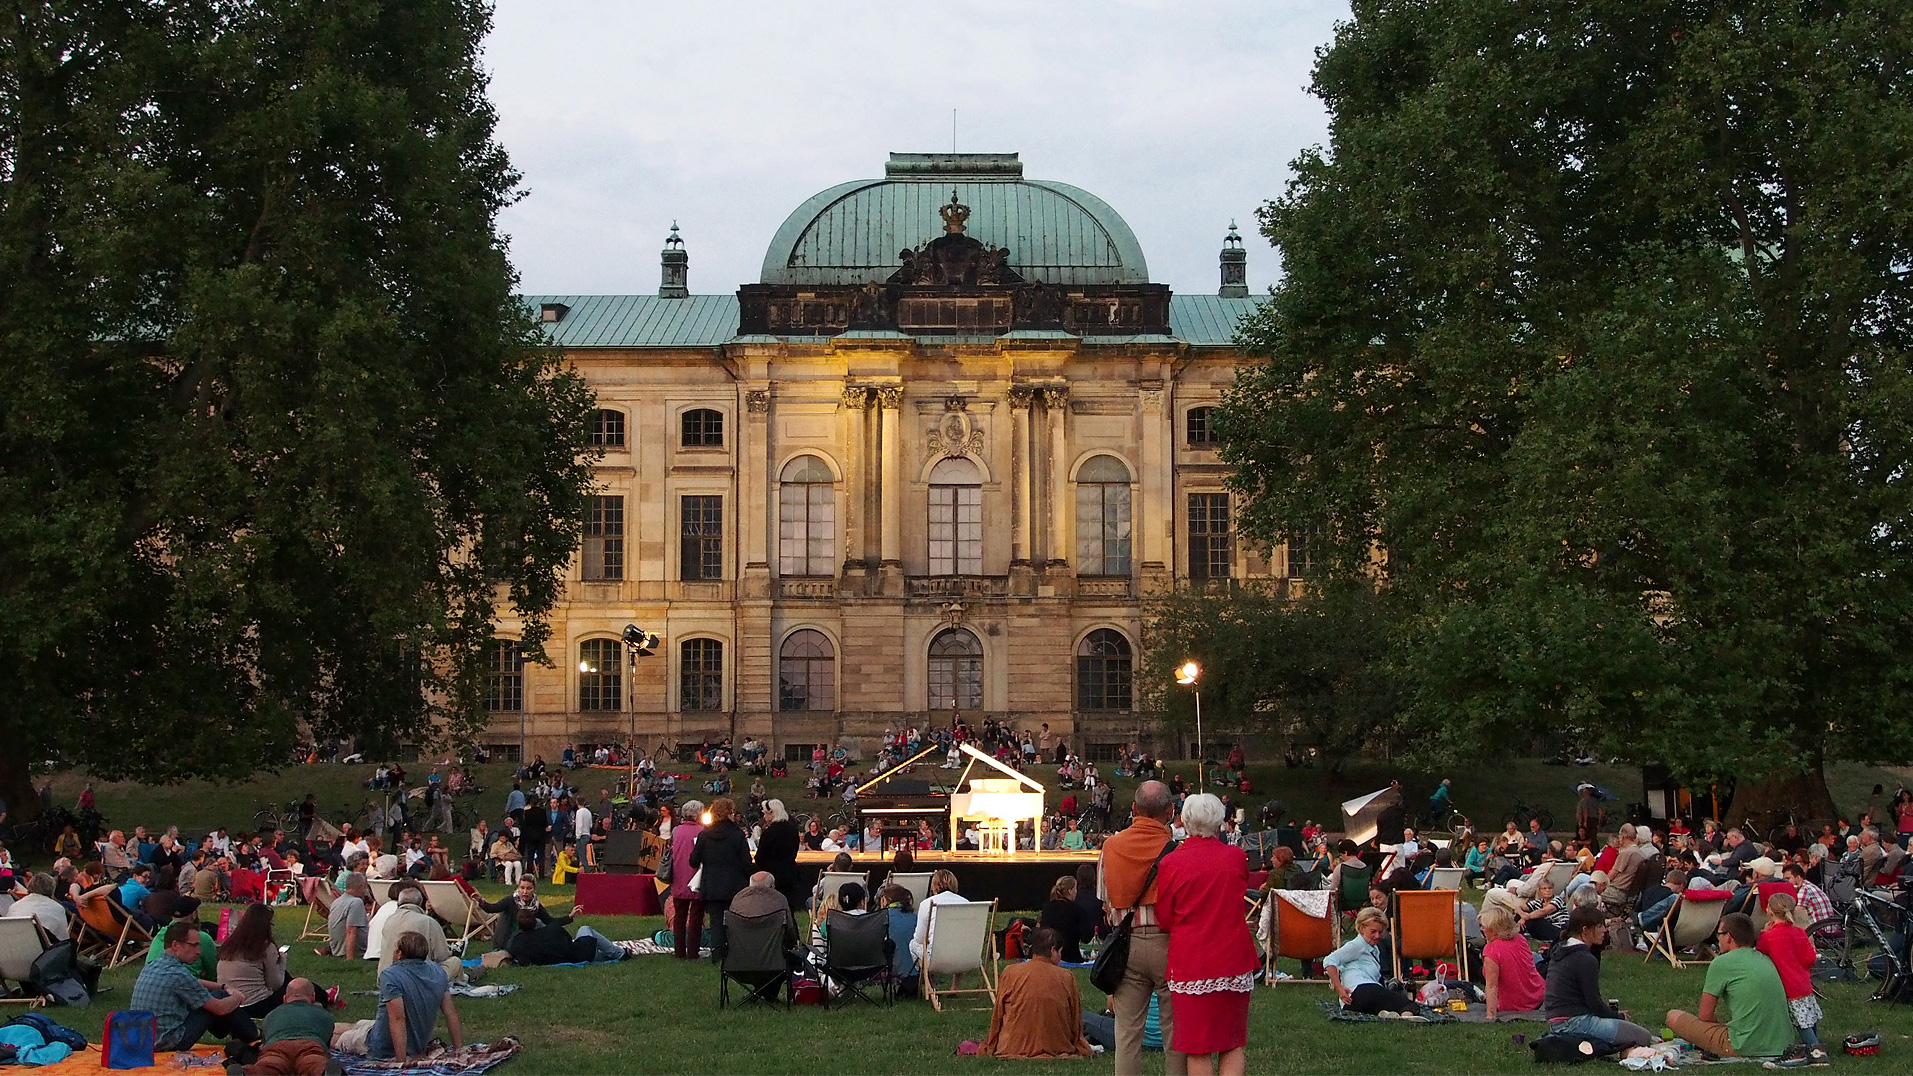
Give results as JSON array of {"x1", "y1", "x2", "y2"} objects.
[{"x1": 102, "y1": 1010, "x2": 157, "y2": 1069}]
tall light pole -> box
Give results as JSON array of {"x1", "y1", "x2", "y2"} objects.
[
  {"x1": 1176, "y1": 661, "x2": 1202, "y2": 784},
  {"x1": 621, "y1": 624, "x2": 659, "y2": 789}
]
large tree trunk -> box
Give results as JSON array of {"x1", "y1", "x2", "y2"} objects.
[
  {"x1": 1726, "y1": 759, "x2": 1838, "y2": 829},
  {"x1": 0, "y1": 750, "x2": 41, "y2": 828}
]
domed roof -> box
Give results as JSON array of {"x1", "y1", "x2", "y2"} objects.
[{"x1": 760, "y1": 153, "x2": 1149, "y2": 286}]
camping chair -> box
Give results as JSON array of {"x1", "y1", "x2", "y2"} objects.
[
  {"x1": 813, "y1": 872, "x2": 865, "y2": 915},
  {"x1": 888, "y1": 872, "x2": 934, "y2": 907},
  {"x1": 420, "y1": 880, "x2": 497, "y2": 947},
  {"x1": 300, "y1": 881, "x2": 339, "y2": 941},
  {"x1": 719, "y1": 909, "x2": 794, "y2": 1009},
  {"x1": 0, "y1": 918, "x2": 50, "y2": 1007},
  {"x1": 1644, "y1": 889, "x2": 1732, "y2": 969},
  {"x1": 1335, "y1": 862, "x2": 1374, "y2": 917},
  {"x1": 1265, "y1": 890, "x2": 1336, "y2": 984},
  {"x1": 921, "y1": 899, "x2": 999, "y2": 1011},
  {"x1": 822, "y1": 909, "x2": 894, "y2": 1008},
  {"x1": 1428, "y1": 867, "x2": 1467, "y2": 890},
  {"x1": 75, "y1": 894, "x2": 150, "y2": 971},
  {"x1": 1290, "y1": 866, "x2": 1323, "y2": 891},
  {"x1": 1392, "y1": 889, "x2": 1466, "y2": 982}
]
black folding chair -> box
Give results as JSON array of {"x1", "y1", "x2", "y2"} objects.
[
  {"x1": 719, "y1": 909, "x2": 795, "y2": 1009},
  {"x1": 823, "y1": 909, "x2": 894, "y2": 1008}
]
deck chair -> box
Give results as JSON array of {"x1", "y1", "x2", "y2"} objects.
[
  {"x1": 1428, "y1": 867, "x2": 1467, "y2": 890},
  {"x1": 1543, "y1": 861, "x2": 1578, "y2": 893},
  {"x1": 719, "y1": 909, "x2": 794, "y2": 1008},
  {"x1": 920, "y1": 899, "x2": 998, "y2": 1011},
  {"x1": 823, "y1": 909, "x2": 894, "y2": 1008},
  {"x1": 1392, "y1": 889, "x2": 1466, "y2": 981},
  {"x1": 75, "y1": 894, "x2": 150, "y2": 971},
  {"x1": 1644, "y1": 889, "x2": 1732, "y2": 969},
  {"x1": 1265, "y1": 890, "x2": 1336, "y2": 983},
  {"x1": 813, "y1": 872, "x2": 865, "y2": 914},
  {"x1": 1748, "y1": 880, "x2": 1794, "y2": 933},
  {"x1": 887, "y1": 872, "x2": 934, "y2": 907},
  {"x1": 1335, "y1": 862, "x2": 1374, "y2": 916},
  {"x1": 420, "y1": 880, "x2": 497, "y2": 946},
  {"x1": 0, "y1": 918, "x2": 50, "y2": 1007},
  {"x1": 300, "y1": 881, "x2": 339, "y2": 941}
]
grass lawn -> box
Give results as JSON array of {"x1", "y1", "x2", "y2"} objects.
[{"x1": 27, "y1": 885, "x2": 1913, "y2": 1074}]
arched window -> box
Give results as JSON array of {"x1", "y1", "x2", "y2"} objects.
[
  {"x1": 928, "y1": 456, "x2": 982, "y2": 575},
  {"x1": 486, "y1": 640, "x2": 523, "y2": 712},
  {"x1": 778, "y1": 629, "x2": 836, "y2": 712},
  {"x1": 681, "y1": 408, "x2": 724, "y2": 447},
  {"x1": 1187, "y1": 406, "x2": 1217, "y2": 446},
  {"x1": 927, "y1": 628, "x2": 983, "y2": 712},
  {"x1": 1076, "y1": 629, "x2": 1133, "y2": 711},
  {"x1": 778, "y1": 456, "x2": 836, "y2": 576},
  {"x1": 1075, "y1": 455, "x2": 1133, "y2": 576},
  {"x1": 578, "y1": 638, "x2": 621, "y2": 711},
  {"x1": 589, "y1": 409, "x2": 625, "y2": 447},
  {"x1": 681, "y1": 638, "x2": 724, "y2": 711}
]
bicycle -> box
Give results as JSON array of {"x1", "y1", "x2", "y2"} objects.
[
  {"x1": 1807, "y1": 888, "x2": 1908, "y2": 984},
  {"x1": 1507, "y1": 800, "x2": 1555, "y2": 833}
]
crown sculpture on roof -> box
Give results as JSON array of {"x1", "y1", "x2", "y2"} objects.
[{"x1": 940, "y1": 190, "x2": 971, "y2": 234}]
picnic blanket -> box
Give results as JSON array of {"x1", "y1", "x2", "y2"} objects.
[
  {"x1": 32, "y1": 1046, "x2": 226, "y2": 1074},
  {"x1": 334, "y1": 1038, "x2": 521, "y2": 1076},
  {"x1": 1317, "y1": 1000, "x2": 1458, "y2": 1024},
  {"x1": 1274, "y1": 889, "x2": 1332, "y2": 918},
  {"x1": 1450, "y1": 1004, "x2": 1546, "y2": 1023}
]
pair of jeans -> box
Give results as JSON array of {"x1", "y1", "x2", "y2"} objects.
[
  {"x1": 158, "y1": 990, "x2": 260, "y2": 1051},
  {"x1": 575, "y1": 925, "x2": 623, "y2": 963},
  {"x1": 1635, "y1": 892, "x2": 1680, "y2": 933},
  {"x1": 1552, "y1": 1013, "x2": 1656, "y2": 1048},
  {"x1": 1347, "y1": 982, "x2": 1416, "y2": 1015},
  {"x1": 673, "y1": 897, "x2": 705, "y2": 958}
]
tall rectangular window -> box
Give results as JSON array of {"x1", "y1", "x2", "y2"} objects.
[
  {"x1": 928, "y1": 485, "x2": 982, "y2": 575},
  {"x1": 680, "y1": 495, "x2": 723, "y2": 580},
  {"x1": 583, "y1": 496, "x2": 624, "y2": 581},
  {"x1": 1188, "y1": 493, "x2": 1233, "y2": 582},
  {"x1": 485, "y1": 640, "x2": 523, "y2": 713},
  {"x1": 578, "y1": 638, "x2": 621, "y2": 711},
  {"x1": 588, "y1": 409, "x2": 625, "y2": 447},
  {"x1": 1287, "y1": 528, "x2": 1319, "y2": 579},
  {"x1": 681, "y1": 638, "x2": 724, "y2": 711}
]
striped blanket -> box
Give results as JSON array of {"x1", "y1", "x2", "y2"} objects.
[{"x1": 334, "y1": 1038, "x2": 522, "y2": 1076}]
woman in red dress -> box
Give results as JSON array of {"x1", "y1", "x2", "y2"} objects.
[{"x1": 1156, "y1": 792, "x2": 1258, "y2": 1076}]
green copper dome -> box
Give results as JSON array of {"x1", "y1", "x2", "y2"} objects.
[{"x1": 760, "y1": 153, "x2": 1150, "y2": 287}]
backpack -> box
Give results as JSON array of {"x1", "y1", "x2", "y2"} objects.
[
  {"x1": 102, "y1": 1010, "x2": 157, "y2": 1069},
  {"x1": 4, "y1": 1012, "x2": 89, "y2": 1051},
  {"x1": 26, "y1": 941, "x2": 90, "y2": 1006},
  {"x1": 1529, "y1": 1032, "x2": 1619, "y2": 1064}
]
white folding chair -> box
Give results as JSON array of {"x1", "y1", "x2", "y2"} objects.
[
  {"x1": 920, "y1": 899, "x2": 999, "y2": 1011},
  {"x1": 813, "y1": 871, "x2": 866, "y2": 914},
  {"x1": 887, "y1": 872, "x2": 933, "y2": 906},
  {"x1": 419, "y1": 880, "x2": 497, "y2": 946},
  {"x1": 1645, "y1": 892, "x2": 1731, "y2": 969},
  {"x1": 0, "y1": 918, "x2": 50, "y2": 1008},
  {"x1": 1428, "y1": 867, "x2": 1467, "y2": 889},
  {"x1": 300, "y1": 881, "x2": 339, "y2": 941}
]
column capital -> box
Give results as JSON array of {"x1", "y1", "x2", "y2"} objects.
[
  {"x1": 876, "y1": 385, "x2": 904, "y2": 410},
  {"x1": 841, "y1": 384, "x2": 871, "y2": 410},
  {"x1": 1007, "y1": 384, "x2": 1036, "y2": 409},
  {"x1": 1039, "y1": 384, "x2": 1069, "y2": 410},
  {"x1": 746, "y1": 389, "x2": 771, "y2": 414}
]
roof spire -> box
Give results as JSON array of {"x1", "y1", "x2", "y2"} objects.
[
  {"x1": 659, "y1": 221, "x2": 688, "y2": 298},
  {"x1": 1218, "y1": 219, "x2": 1248, "y2": 297}
]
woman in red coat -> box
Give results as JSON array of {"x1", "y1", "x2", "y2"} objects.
[{"x1": 1156, "y1": 792, "x2": 1258, "y2": 1075}]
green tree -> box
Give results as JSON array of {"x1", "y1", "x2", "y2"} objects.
[
  {"x1": 0, "y1": 0, "x2": 596, "y2": 819},
  {"x1": 1141, "y1": 582, "x2": 1403, "y2": 781},
  {"x1": 1218, "y1": 0, "x2": 1913, "y2": 820}
]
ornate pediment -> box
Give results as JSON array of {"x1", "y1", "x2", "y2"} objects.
[{"x1": 887, "y1": 192, "x2": 1025, "y2": 287}]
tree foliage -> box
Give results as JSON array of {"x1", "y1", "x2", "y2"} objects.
[
  {"x1": 1217, "y1": 0, "x2": 1913, "y2": 803},
  {"x1": 0, "y1": 0, "x2": 597, "y2": 800},
  {"x1": 1141, "y1": 582, "x2": 1403, "y2": 777}
]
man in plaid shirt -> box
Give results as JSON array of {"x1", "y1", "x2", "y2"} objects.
[
  {"x1": 1783, "y1": 862, "x2": 1834, "y2": 924},
  {"x1": 130, "y1": 922, "x2": 257, "y2": 1051}
]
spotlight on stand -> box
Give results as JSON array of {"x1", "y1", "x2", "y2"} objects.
[{"x1": 622, "y1": 624, "x2": 659, "y2": 656}]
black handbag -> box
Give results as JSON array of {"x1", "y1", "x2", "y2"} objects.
[{"x1": 1090, "y1": 839, "x2": 1177, "y2": 996}]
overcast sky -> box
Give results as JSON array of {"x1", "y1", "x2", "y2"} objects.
[{"x1": 484, "y1": 1, "x2": 1349, "y2": 299}]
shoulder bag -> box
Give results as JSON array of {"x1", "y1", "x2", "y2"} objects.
[{"x1": 1089, "y1": 838, "x2": 1178, "y2": 996}]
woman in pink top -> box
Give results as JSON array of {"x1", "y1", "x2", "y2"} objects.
[{"x1": 1479, "y1": 904, "x2": 1546, "y2": 1018}]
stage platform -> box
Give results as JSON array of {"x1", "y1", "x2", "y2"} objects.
[{"x1": 797, "y1": 850, "x2": 1098, "y2": 912}]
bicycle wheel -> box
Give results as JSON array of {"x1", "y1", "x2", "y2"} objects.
[{"x1": 1806, "y1": 917, "x2": 1854, "y2": 979}]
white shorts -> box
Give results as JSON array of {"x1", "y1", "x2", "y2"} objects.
[{"x1": 334, "y1": 1019, "x2": 375, "y2": 1055}]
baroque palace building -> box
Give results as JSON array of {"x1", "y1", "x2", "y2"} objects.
[{"x1": 486, "y1": 152, "x2": 1292, "y2": 762}]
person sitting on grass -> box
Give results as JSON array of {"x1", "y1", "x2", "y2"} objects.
[
  {"x1": 1755, "y1": 893, "x2": 1827, "y2": 1066},
  {"x1": 335, "y1": 931, "x2": 464, "y2": 1064},
  {"x1": 216, "y1": 903, "x2": 289, "y2": 1019},
  {"x1": 504, "y1": 906, "x2": 627, "y2": 965},
  {"x1": 239, "y1": 978, "x2": 332, "y2": 1076},
  {"x1": 378, "y1": 883, "x2": 467, "y2": 982},
  {"x1": 1479, "y1": 904, "x2": 1546, "y2": 1020},
  {"x1": 132, "y1": 920, "x2": 260, "y2": 1053},
  {"x1": 980, "y1": 927, "x2": 1094, "y2": 1059},
  {"x1": 324, "y1": 872, "x2": 371, "y2": 959},
  {"x1": 1664, "y1": 912, "x2": 1793, "y2": 1059},
  {"x1": 1324, "y1": 908, "x2": 1417, "y2": 1016},
  {"x1": 145, "y1": 896, "x2": 217, "y2": 975},
  {"x1": 1543, "y1": 906, "x2": 1655, "y2": 1047},
  {"x1": 1518, "y1": 878, "x2": 1569, "y2": 944}
]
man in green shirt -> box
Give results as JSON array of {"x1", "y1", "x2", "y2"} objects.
[
  {"x1": 1665, "y1": 913, "x2": 1794, "y2": 1058},
  {"x1": 254, "y1": 978, "x2": 338, "y2": 1073},
  {"x1": 142, "y1": 897, "x2": 217, "y2": 980}
]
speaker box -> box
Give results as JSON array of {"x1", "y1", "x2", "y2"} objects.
[{"x1": 601, "y1": 831, "x2": 648, "y2": 874}]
